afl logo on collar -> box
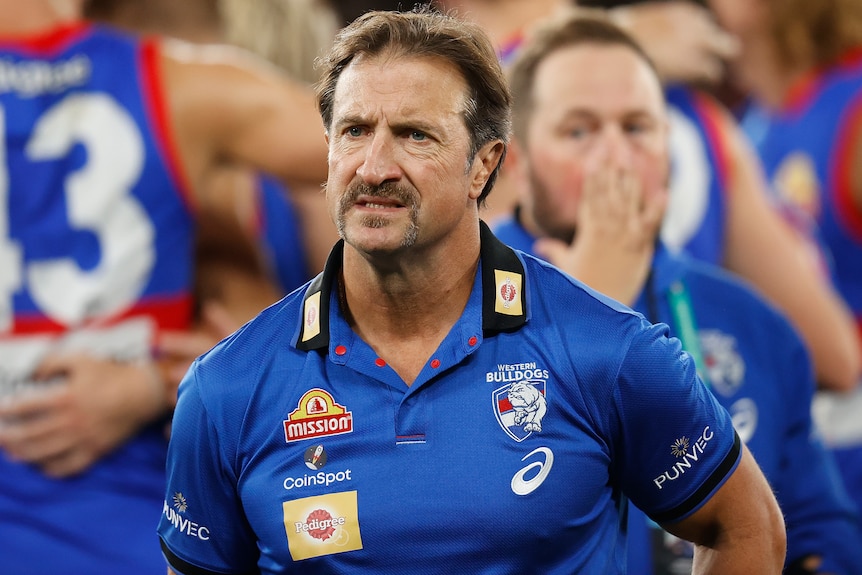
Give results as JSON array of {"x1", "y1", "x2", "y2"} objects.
[
  {"x1": 495, "y1": 269, "x2": 523, "y2": 315},
  {"x1": 302, "y1": 291, "x2": 322, "y2": 342}
]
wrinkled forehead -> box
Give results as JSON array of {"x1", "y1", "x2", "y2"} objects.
[{"x1": 331, "y1": 52, "x2": 471, "y2": 121}]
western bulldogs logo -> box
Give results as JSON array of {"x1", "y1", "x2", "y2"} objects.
[
  {"x1": 493, "y1": 380, "x2": 547, "y2": 442},
  {"x1": 699, "y1": 330, "x2": 745, "y2": 398}
]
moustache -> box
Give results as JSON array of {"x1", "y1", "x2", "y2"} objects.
[{"x1": 342, "y1": 182, "x2": 417, "y2": 208}]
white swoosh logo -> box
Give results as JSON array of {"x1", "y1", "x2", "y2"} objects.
[{"x1": 511, "y1": 447, "x2": 554, "y2": 496}]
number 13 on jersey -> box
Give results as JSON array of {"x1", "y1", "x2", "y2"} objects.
[{"x1": 0, "y1": 93, "x2": 155, "y2": 332}]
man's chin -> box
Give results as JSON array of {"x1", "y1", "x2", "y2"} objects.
[{"x1": 343, "y1": 226, "x2": 412, "y2": 255}]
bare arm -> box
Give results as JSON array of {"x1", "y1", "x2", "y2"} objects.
[
  {"x1": 662, "y1": 444, "x2": 786, "y2": 574},
  {"x1": 159, "y1": 41, "x2": 329, "y2": 197},
  {"x1": 719, "y1": 106, "x2": 862, "y2": 391}
]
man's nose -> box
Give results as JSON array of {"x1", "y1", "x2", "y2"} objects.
[
  {"x1": 356, "y1": 133, "x2": 402, "y2": 185},
  {"x1": 593, "y1": 125, "x2": 634, "y2": 167}
]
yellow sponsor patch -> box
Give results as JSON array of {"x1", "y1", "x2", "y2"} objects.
[
  {"x1": 494, "y1": 269, "x2": 523, "y2": 316},
  {"x1": 283, "y1": 491, "x2": 363, "y2": 560},
  {"x1": 301, "y1": 291, "x2": 321, "y2": 342}
]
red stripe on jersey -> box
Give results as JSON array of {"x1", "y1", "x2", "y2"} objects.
[
  {"x1": 0, "y1": 22, "x2": 90, "y2": 55},
  {"x1": 692, "y1": 93, "x2": 731, "y2": 196},
  {"x1": 139, "y1": 37, "x2": 196, "y2": 216},
  {"x1": 3, "y1": 294, "x2": 193, "y2": 337},
  {"x1": 783, "y1": 48, "x2": 862, "y2": 114},
  {"x1": 831, "y1": 89, "x2": 862, "y2": 242}
]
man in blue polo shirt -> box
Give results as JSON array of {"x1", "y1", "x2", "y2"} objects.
[
  {"x1": 494, "y1": 9, "x2": 861, "y2": 574},
  {"x1": 158, "y1": 8, "x2": 785, "y2": 574}
]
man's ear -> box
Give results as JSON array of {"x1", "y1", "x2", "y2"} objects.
[{"x1": 469, "y1": 140, "x2": 507, "y2": 200}]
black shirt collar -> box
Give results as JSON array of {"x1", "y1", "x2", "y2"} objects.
[{"x1": 295, "y1": 221, "x2": 528, "y2": 351}]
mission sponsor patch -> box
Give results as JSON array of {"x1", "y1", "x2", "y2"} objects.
[{"x1": 284, "y1": 389, "x2": 354, "y2": 443}]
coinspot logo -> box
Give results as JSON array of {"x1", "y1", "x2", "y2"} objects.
[{"x1": 304, "y1": 445, "x2": 327, "y2": 470}]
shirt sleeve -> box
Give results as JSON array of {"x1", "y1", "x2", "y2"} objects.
[
  {"x1": 611, "y1": 321, "x2": 741, "y2": 523},
  {"x1": 157, "y1": 362, "x2": 260, "y2": 575}
]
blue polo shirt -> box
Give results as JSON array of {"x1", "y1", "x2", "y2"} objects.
[
  {"x1": 493, "y1": 214, "x2": 862, "y2": 573},
  {"x1": 158, "y1": 222, "x2": 740, "y2": 574}
]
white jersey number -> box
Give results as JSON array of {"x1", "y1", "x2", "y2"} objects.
[{"x1": 0, "y1": 93, "x2": 153, "y2": 330}]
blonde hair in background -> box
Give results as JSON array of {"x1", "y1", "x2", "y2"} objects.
[
  {"x1": 218, "y1": 0, "x2": 339, "y2": 84},
  {"x1": 767, "y1": 0, "x2": 862, "y2": 71}
]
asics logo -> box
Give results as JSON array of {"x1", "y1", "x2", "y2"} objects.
[{"x1": 511, "y1": 447, "x2": 554, "y2": 495}]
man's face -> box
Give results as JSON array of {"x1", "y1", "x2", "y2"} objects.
[
  {"x1": 324, "y1": 53, "x2": 487, "y2": 256},
  {"x1": 520, "y1": 43, "x2": 669, "y2": 242}
]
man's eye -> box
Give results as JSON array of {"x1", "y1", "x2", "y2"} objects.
[
  {"x1": 410, "y1": 131, "x2": 427, "y2": 141},
  {"x1": 566, "y1": 127, "x2": 588, "y2": 139},
  {"x1": 347, "y1": 126, "x2": 363, "y2": 137}
]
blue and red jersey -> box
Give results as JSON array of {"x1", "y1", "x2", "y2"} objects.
[
  {"x1": 743, "y1": 48, "x2": 862, "y2": 347},
  {"x1": 0, "y1": 23, "x2": 194, "y2": 574},
  {"x1": 661, "y1": 85, "x2": 731, "y2": 265}
]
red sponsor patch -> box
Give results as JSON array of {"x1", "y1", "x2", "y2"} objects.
[{"x1": 284, "y1": 388, "x2": 354, "y2": 443}]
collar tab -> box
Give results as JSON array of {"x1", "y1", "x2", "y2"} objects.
[
  {"x1": 480, "y1": 221, "x2": 528, "y2": 332},
  {"x1": 296, "y1": 241, "x2": 343, "y2": 351}
]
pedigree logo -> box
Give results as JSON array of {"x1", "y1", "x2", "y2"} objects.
[
  {"x1": 284, "y1": 389, "x2": 354, "y2": 443},
  {"x1": 283, "y1": 491, "x2": 363, "y2": 560}
]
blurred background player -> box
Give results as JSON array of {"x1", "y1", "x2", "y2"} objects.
[
  {"x1": 0, "y1": 0, "x2": 335, "y2": 572},
  {"x1": 86, "y1": 0, "x2": 341, "y2": 389},
  {"x1": 707, "y1": 0, "x2": 862, "y2": 537},
  {"x1": 496, "y1": 10, "x2": 862, "y2": 573},
  {"x1": 436, "y1": 0, "x2": 861, "y2": 393},
  {"x1": 435, "y1": 0, "x2": 741, "y2": 223}
]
